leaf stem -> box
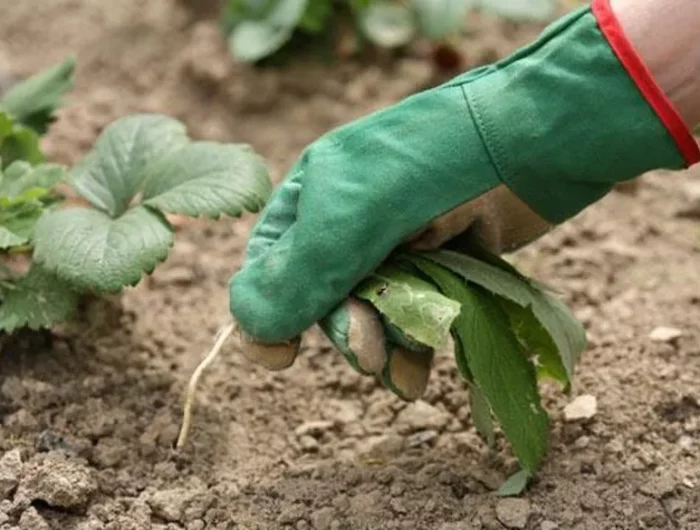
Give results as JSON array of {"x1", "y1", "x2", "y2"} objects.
[{"x1": 176, "y1": 320, "x2": 236, "y2": 450}]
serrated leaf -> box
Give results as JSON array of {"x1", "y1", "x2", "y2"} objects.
[
  {"x1": 0, "y1": 112, "x2": 43, "y2": 168},
  {"x1": 412, "y1": 0, "x2": 471, "y2": 39},
  {"x1": 70, "y1": 114, "x2": 188, "y2": 217},
  {"x1": 0, "y1": 265, "x2": 79, "y2": 331},
  {"x1": 228, "y1": 21, "x2": 295, "y2": 62},
  {"x1": 478, "y1": 0, "x2": 555, "y2": 22},
  {"x1": 355, "y1": 264, "x2": 460, "y2": 350},
  {"x1": 33, "y1": 205, "x2": 174, "y2": 293},
  {"x1": 0, "y1": 55, "x2": 76, "y2": 135},
  {"x1": 360, "y1": 2, "x2": 416, "y2": 48},
  {"x1": 141, "y1": 141, "x2": 271, "y2": 218},
  {"x1": 407, "y1": 255, "x2": 497, "y2": 445},
  {"x1": 499, "y1": 298, "x2": 569, "y2": 387},
  {"x1": 0, "y1": 226, "x2": 29, "y2": 249},
  {"x1": 497, "y1": 469, "x2": 530, "y2": 496},
  {"x1": 426, "y1": 250, "x2": 586, "y2": 380},
  {"x1": 0, "y1": 161, "x2": 66, "y2": 198},
  {"x1": 469, "y1": 381, "x2": 495, "y2": 446},
  {"x1": 0, "y1": 202, "x2": 44, "y2": 248},
  {"x1": 435, "y1": 273, "x2": 549, "y2": 473}
]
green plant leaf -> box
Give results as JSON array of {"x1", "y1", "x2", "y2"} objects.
[
  {"x1": 0, "y1": 112, "x2": 43, "y2": 168},
  {"x1": 0, "y1": 226, "x2": 29, "y2": 249},
  {"x1": 141, "y1": 141, "x2": 271, "y2": 218},
  {"x1": 33, "y1": 205, "x2": 174, "y2": 293},
  {"x1": 228, "y1": 21, "x2": 295, "y2": 62},
  {"x1": 478, "y1": 0, "x2": 555, "y2": 22},
  {"x1": 299, "y1": 0, "x2": 333, "y2": 33},
  {"x1": 426, "y1": 250, "x2": 586, "y2": 380},
  {"x1": 407, "y1": 255, "x2": 496, "y2": 446},
  {"x1": 497, "y1": 469, "x2": 530, "y2": 497},
  {"x1": 456, "y1": 286, "x2": 549, "y2": 472},
  {"x1": 267, "y1": 0, "x2": 308, "y2": 26},
  {"x1": 360, "y1": 2, "x2": 416, "y2": 48},
  {"x1": 0, "y1": 161, "x2": 66, "y2": 198},
  {"x1": 0, "y1": 55, "x2": 76, "y2": 135},
  {"x1": 70, "y1": 114, "x2": 188, "y2": 217},
  {"x1": 0, "y1": 202, "x2": 44, "y2": 248},
  {"x1": 0, "y1": 265, "x2": 79, "y2": 332},
  {"x1": 499, "y1": 298, "x2": 569, "y2": 387},
  {"x1": 469, "y1": 381, "x2": 495, "y2": 447},
  {"x1": 412, "y1": 0, "x2": 470, "y2": 39},
  {"x1": 354, "y1": 264, "x2": 461, "y2": 350}
]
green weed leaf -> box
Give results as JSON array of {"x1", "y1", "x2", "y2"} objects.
[
  {"x1": 355, "y1": 264, "x2": 460, "y2": 350},
  {"x1": 71, "y1": 114, "x2": 188, "y2": 217},
  {"x1": 426, "y1": 250, "x2": 586, "y2": 380},
  {"x1": 469, "y1": 381, "x2": 495, "y2": 446},
  {"x1": 0, "y1": 265, "x2": 79, "y2": 332},
  {"x1": 142, "y1": 141, "x2": 271, "y2": 218},
  {"x1": 451, "y1": 283, "x2": 549, "y2": 473},
  {"x1": 360, "y1": 2, "x2": 416, "y2": 48},
  {"x1": 33, "y1": 205, "x2": 174, "y2": 293},
  {"x1": 0, "y1": 55, "x2": 76, "y2": 135},
  {"x1": 497, "y1": 469, "x2": 530, "y2": 497},
  {"x1": 500, "y1": 298, "x2": 569, "y2": 387}
]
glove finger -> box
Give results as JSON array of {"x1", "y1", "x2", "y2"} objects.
[
  {"x1": 237, "y1": 328, "x2": 301, "y2": 371},
  {"x1": 243, "y1": 169, "x2": 302, "y2": 263},
  {"x1": 381, "y1": 345, "x2": 434, "y2": 401},
  {"x1": 319, "y1": 297, "x2": 387, "y2": 375}
]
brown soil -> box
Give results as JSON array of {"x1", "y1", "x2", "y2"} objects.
[{"x1": 1, "y1": 1, "x2": 699, "y2": 529}]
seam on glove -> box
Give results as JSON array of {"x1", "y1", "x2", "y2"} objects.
[
  {"x1": 461, "y1": 83, "x2": 560, "y2": 224},
  {"x1": 592, "y1": 0, "x2": 700, "y2": 166}
]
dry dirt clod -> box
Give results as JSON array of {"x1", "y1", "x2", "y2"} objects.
[
  {"x1": 18, "y1": 506, "x2": 49, "y2": 530},
  {"x1": 295, "y1": 421, "x2": 334, "y2": 438},
  {"x1": 564, "y1": 395, "x2": 598, "y2": 421},
  {"x1": 356, "y1": 434, "x2": 404, "y2": 463},
  {"x1": 540, "y1": 522, "x2": 559, "y2": 530},
  {"x1": 648, "y1": 326, "x2": 683, "y2": 343},
  {"x1": 0, "y1": 449, "x2": 22, "y2": 500},
  {"x1": 17, "y1": 453, "x2": 96, "y2": 511},
  {"x1": 147, "y1": 487, "x2": 202, "y2": 523},
  {"x1": 394, "y1": 401, "x2": 451, "y2": 433},
  {"x1": 495, "y1": 498, "x2": 531, "y2": 529}
]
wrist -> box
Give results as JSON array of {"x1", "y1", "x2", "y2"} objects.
[{"x1": 611, "y1": 0, "x2": 700, "y2": 128}]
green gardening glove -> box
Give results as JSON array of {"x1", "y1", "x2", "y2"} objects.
[{"x1": 229, "y1": 0, "x2": 699, "y2": 400}]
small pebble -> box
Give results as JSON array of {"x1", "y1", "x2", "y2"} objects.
[
  {"x1": 649, "y1": 327, "x2": 683, "y2": 343},
  {"x1": 564, "y1": 395, "x2": 597, "y2": 421},
  {"x1": 495, "y1": 498, "x2": 531, "y2": 529}
]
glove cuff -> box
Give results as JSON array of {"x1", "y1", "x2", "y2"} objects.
[{"x1": 462, "y1": 0, "x2": 699, "y2": 224}]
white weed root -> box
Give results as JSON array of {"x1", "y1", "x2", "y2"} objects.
[{"x1": 176, "y1": 321, "x2": 236, "y2": 450}]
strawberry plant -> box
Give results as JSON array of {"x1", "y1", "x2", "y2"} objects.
[
  {"x1": 0, "y1": 58, "x2": 273, "y2": 333},
  {"x1": 32, "y1": 113, "x2": 272, "y2": 293},
  {"x1": 221, "y1": 0, "x2": 557, "y2": 64}
]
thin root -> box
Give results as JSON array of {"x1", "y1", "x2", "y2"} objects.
[{"x1": 175, "y1": 320, "x2": 236, "y2": 450}]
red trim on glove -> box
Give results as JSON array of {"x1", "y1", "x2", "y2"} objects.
[{"x1": 592, "y1": 0, "x2": 700, "y2": 166}]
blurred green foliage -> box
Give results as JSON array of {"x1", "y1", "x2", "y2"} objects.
[{"x1": 221, "y1": 0, "x2": 557, "y2": 64}]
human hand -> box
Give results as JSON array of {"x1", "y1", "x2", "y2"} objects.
[{"x1": 229, "y1": 0, "x2": 698, "y2": 400}]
